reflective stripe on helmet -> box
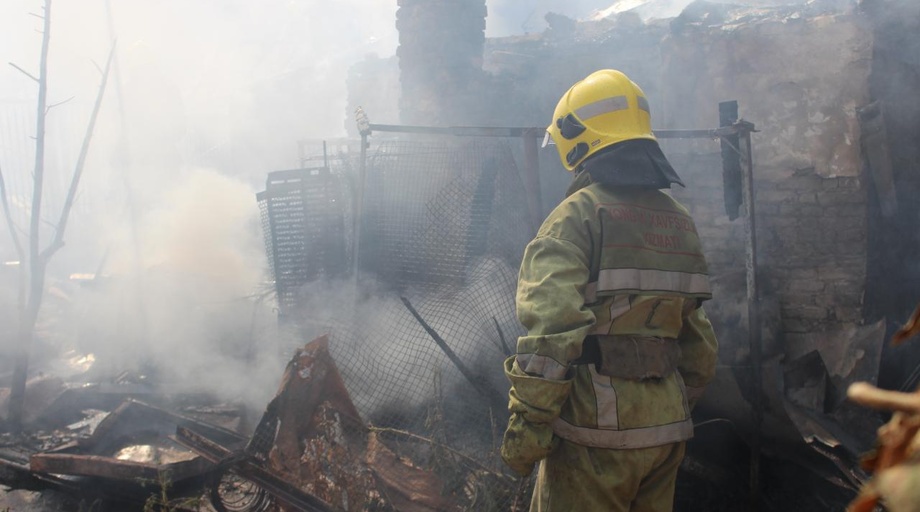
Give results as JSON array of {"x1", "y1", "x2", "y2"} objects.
[
  {"x1": 637, "y1": 95, "x2": 650, "y2": 113},
  {"x1": 574, "y1": 95, "x2": 629, "y2": 120},
  {"x1": 542, "y1": 131, "x2": 554, "y2": 148}
]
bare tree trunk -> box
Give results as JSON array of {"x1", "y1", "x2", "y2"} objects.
[
  {"x1": 6, "y1": 0, "x2": 114, "y2": 433},
  {"x1": 8, "y1": 0, "x2": 53, "y2": 434}
]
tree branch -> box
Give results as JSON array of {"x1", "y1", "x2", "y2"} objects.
[
  {"x1": 46, "y1": 95, "x2": 75, "y2": 112},
  {"x1": 41, "y1": 41, "x2": 115, "y2": 262},
  {"x1": 8, "y1": 62, "x2": 39, "y2": 83}
]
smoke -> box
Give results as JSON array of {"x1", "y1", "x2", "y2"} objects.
[
  {"x1": 56, "y1": 169, "x2": 282, "y2": 408},
  {"x1": 0, "y1": 0, "x2": 399, "y2": 194},
  {"x1": 0, "y1": 0, "x2": 396, "y2": 411}
]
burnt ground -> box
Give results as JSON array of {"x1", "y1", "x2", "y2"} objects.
[
  {"x1": 0, "y1": 343, "x2": 870, "y2": 511},
  {"x1": 674, "y1": 419, "x2": 859, "y2": 512},
  {"x1": 675, "y1": 456, "x2": 856, "y2": 512},
  {"x1": 0, "y1": 447, "x2": 860, "y2": 512}
]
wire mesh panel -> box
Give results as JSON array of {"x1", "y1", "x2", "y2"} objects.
[
  {"x1": 264, "y1": 138, "x2": 535, "y2": 510},
  {"x1": 360, "y1": 139, "x2": 532, "y2": 290},
  {"x1": 257, "y1": 167, "x2": 350, "y2": 315}
]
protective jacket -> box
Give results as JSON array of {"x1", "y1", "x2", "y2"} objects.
[{"x1": 504, "y1": 170, "x2": 718, "y2": 458}]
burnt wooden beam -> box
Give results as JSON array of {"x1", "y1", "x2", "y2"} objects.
[{"x1": 29, "y1": 452, "x2": 210, "y2": 482}]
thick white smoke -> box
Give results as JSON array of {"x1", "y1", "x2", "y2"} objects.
[{"x1": 0, "y1": 0, "x2": 397, "y2": 411}]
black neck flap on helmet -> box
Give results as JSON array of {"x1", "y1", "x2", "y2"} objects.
[{"x1": 578, "y1": 139, "x2": 685, "y2": 189}]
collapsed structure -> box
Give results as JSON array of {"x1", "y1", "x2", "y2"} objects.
[{"x1": 4, "y1": 0, "x2": 920, "y2": 511}]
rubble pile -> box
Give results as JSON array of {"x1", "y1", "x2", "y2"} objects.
[
  {"x1": 0, "y1": 334, "x2": 518, "y2": 511},
  {"x1": 256, "y1": 336, "x2": 470, "y2": 511}
]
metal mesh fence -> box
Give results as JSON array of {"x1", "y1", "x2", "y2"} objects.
[
  {"x1": 360, "y1": 140, "x2": 531, "y2": 289},
  {"x1": 259, "y1": 138, "x2": 535, "y2": 510}
]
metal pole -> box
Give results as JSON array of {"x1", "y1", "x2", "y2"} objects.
[
  {"x1": 353, "y1": 107, "x2": 371, "y2": 289},
  {"x1": 354, "y1": 132, "x2": 367, "y2": 286},
  {"x1": 367, "y1": 122, "x2": 748, "y2": 140}
]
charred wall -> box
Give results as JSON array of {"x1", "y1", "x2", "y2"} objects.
[
  {"x1": 481, "y1": 4, "x2": 873, "y2": 340},
  {"x1": 861, "y1": 0, "x2": 920, "y2": 389},
  {"x1": 660, "y1": 4, "x2": 872, "y2": 338},
  {"x1": 862, "y1": 0, "x2": 920, "y2": 320},
  {"x1": 396, "y1": 0, "x2": 488, "y2": 126}
]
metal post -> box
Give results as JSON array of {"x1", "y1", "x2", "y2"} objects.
[
  {"x1": 521, "y1": 129, "x2": 544, "y2": 231},
  {"x1": 354, "y1": 108, "x2": 371, "y2": 288},
  {"x1": 354, "y1": 132, "x2": 367, "y2": 285},
  {"x1": 740, "y1": 121, "x2": 762, "y2": 511},
  {"x1": 720, "y1": 102, "x2": 743, "y2": 220}
]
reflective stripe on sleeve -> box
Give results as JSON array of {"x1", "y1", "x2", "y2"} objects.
[{"x1": 515, "y1": 353, "x2": 569, "y2": 381}]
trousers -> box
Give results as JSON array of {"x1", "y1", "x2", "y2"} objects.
[{"x1": 530, "y1": 438, "x2": 686, "y2": 512}]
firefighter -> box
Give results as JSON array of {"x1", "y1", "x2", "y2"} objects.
[{"x1": 500, "y1": 69, "x2": 719, "y2": 511}]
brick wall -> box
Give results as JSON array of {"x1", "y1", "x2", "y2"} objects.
[
  {"x1": 659, "y1": 6, "x2": 872, "y2": 337},
  {"x1": 396, "y1": 0, "x2": 487, "y2": 126}
]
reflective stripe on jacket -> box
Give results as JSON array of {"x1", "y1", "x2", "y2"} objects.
[{"x1": 514, "y1": 183, "x2": 718, "y2": 449}]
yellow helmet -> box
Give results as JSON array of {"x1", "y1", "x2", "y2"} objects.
[{"x1": 545, "y1": 69, "x2": 656, "y2": 171}]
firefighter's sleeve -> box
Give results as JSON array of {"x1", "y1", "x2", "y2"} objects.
[
  {"x1": 501, "y1": 235, "x2": 594, "y2": 477},
  {"x1": 501, "y1": 356, "x2": 571, "y2": 476},
  {"x1": 677, "y1": 306, "x2": 719, "y2": 410}
]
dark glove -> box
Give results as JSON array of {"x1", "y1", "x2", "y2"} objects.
[{"x1": 500, "y1": 412, "x2": 556, "y2": 477}]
